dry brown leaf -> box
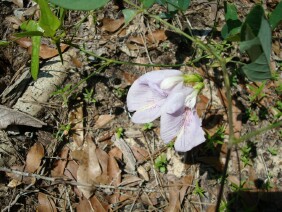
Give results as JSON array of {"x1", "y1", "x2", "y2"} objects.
[
  {"x1": 13, "y1": 37, "x2": 32, "y2": 48},
  {"x1": 28, "y1": 43, "x2": 69, "y2": 59},
  {"x1": 108, "y1": 155, "x2": 121, "y2": 204},
  {"x1": 70, "y1": 56, "x2": 83, "y2": 68},
  {"x1": 119, "y1": 175, "x2": 142, "y2": 187},
  {"x1": 108, "y1": 147, "x2": 122, "y2": 160},
  {"x1": 94, "y1": 114, "x2": 115, "y2": 129},
  {"x1": 217, "y1": 89, "x2": 242, "y2": 138},
  {"x1": 147, "y1": 30, "x2": 167, "y2": 44},
  {"x1": 25, "y1": 142, "x2": 44, "y2": 173},
  {"x1": 108, "y1": 155, "x2": 121, "y2": 186},
  {"x1": 90, "y1": 196, "x2": 108, "y2": 212},
  {"x1": 76, "y1": 197, "x2": 93, "y2": 212},
  {"x1": 5, "y1": 16, "x2": 22, "y2": 26},
  {"x1": 72, "y1": 136, "x2": 109, "y2": 198},
  {"x1": 0, "y1": 105, "x2": 46, "y2": 129},
  {"x1": 122, "y1": 72, "x2": 138, "y2": 85},
  {"x1": 131, "y1": 145, "x2": 149, "y2": 162},
  {"x1": 179, "y1": 175, "x2": 193, "y2": 203},
  {"x1": 37, "y1": 192, "x2": 57, "y2": 212},
  {"x1": 128, "y1": 35, "x2": 145, "y2": 45},
  {"x1": 69, "y1": 103, "x2": 84, "y2": 146},
  {"x1": 51, "y1": 147, "x2": 69, "y2": 177},
  {"x1": 101, "y1": 17, "x2": 124, "y2": 32},
  {"x1": 64, "y1": 160, "x2": 78, "y2": 180},
  {"x1": 165, "y1": 186, "x2": 181, "y2": 212},
  {"x1": 7, "y1": 179, "x2": 22, "y2": 188},
  {"x1": 137, "y1": 166, "x2": 149, "y2": 181},
  {"x1": 197, "y1": 94, "x2": 209, "y2": 117}
]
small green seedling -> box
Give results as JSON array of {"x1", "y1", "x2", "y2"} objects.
[
  {"x1": 116, "y1": 127, "x2": 124, "y2": 139},
  {"x1": 166, "y1": 141, "x2": 174, "y2": 149},
  {"x1": 267, "y1": 147, "x2": 278, "y2": 156},
  {"x1": 83, "y1": 88, "x2": 97, "y2": 104},
  {"x1": 193, "y1": 180, "x2": 205, "y2": 197},
  {"x1": 56, "y1": 122, "x2": 71, "y2": 141},
  {"x1": 154, "y1": 153, "x2": 168, "y2": 173},
  {"x1": 142, "y1": 122, "x2": 153, "y2": 131},
  {"x1": 113, "y1": 87, "x2": 128, "y2": 98},
  {"x1": 246, "y1": 109, "x2": 259, "y2": 124},
  {"x1": 205, "y1": 126, "x2": 225, "y2": 152},
  {"x1": 51, "y1": 84, "x2": 72, "y2": 105},
  {"x1": 240, "y1": 144, "x2": 253, "y2": 167},
  {"x1": 247, "y1": 82, "x2": 266, "y2": 102}
]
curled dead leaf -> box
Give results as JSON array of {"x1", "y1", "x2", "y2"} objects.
[
  {"x1": 28, "y1": 43, "x2": 69, "y2": 59},
  {"x1": 0, "y1": 105, "x2": 46, "y2": 129}
]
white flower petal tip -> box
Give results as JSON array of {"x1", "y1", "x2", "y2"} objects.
[
  {"x1": 160, "y1": 75, "x2": 184, "y2": 90},
  {"x1": 185, "y1": 90, "x2": 198, "y2": 109}
]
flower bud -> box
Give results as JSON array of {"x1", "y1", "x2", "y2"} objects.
[
  {"x1": 183, "y1": 74, "x2": 203, "y2": 84},
  {"x1": 160, "y1": 75, "x2": 184, "y2": 90}
]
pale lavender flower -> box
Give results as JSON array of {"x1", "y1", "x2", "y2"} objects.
[
  {"x1": 126, "y1": 69, "x2": 183, "y2": 123},
  {"x1": 160, "y1": 90, "x2": 205, "y2": 152}
]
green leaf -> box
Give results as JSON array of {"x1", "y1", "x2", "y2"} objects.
[
  {"x1": 221, "y1": 2, "x2": 242, "y2": 41},
  {"x1": 269, "y1": 1, "x2": 282, "y2": 30},
  {"x1": 20, "y1": 20, "x2": 43, "y2": 80},
  {"x1": 37, "y1": 0, "x2": 60, "y2": 37},
  {"x1": 49, "y1": 0, "x2": 109, "y2": 11},
  {"x1": 14, "y1": 31, "x2": 44, "y2": 37},
  {"x1": 141, "y1": 0, "x2": 155, "y2": 8},
  {"x1": 240, "y1": 5, "x2": 272, "y2": 81},
  {"x1": 31, "y1": 36, "x2": 41, "y2": 80},
  {"x1": 122, "y1": 9, "x2": 138, "y2": 25},
  {"x1": 0, "y1": 40, "x2": 10, "y2": 46},
  {"x1": 21, "y1": 20, "x2": 44, "y2": 32},
  {"x1": 178, "y1": 0, "x2": 190, "y2": 11}
]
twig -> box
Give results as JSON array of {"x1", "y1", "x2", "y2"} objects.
[
  {"x1": 0, "y1": 167, "x2": 156, "y2": 193},
  {"x1": 2, "y1": 184, "x2": 37, "y2": 212}
]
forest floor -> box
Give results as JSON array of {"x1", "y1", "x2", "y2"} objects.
[{"x1": 0, "y1": 0, "x2": 281, "y2": 211}]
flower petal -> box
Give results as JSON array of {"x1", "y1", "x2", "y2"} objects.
[
  {"x1": 127, "y1": 69, "x2": 182, "y2": 112},
  {"x1": 174, "y1": 110, "x2": 205, "y2": 152}
]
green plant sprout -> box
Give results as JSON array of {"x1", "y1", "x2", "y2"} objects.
[
  {"x1": 247, "y1": 82, "x2": 266, "y2": 102},
  {"x1": 142, "y1": 123, "x2": 154, "y2": 131},
  {"x1": 51, "y1": 84, "x2": 72, "y2": 105},
  {"x1": 193, "y1": 180, "x2": 205, "y2": 197},
  {"x1": 247, "y1": 109, "x2": 259, "y2": 124},
  {"x1": 240, "y1": 144, "x2": 253, "y2": 167},
  {"x1": 267, "y1": 147, "x2": 278, "y2": 156},
  {"x1": 205, "y1": 126, "x2": 225, "y2": 152},
  {"x1": 83, "y1": 88, "x2": 97, "y2": 104},
  {"x1": 113, "y1": 87, "x2": 128, "y2": 98},
  {"x1": 116, "y1": 127, "x2": 124, "y2": 139},
  {"x1": 166, "y1": 141, "x2": 174, "y2": 149},
  {"x1": 55, "y1": 122, "x2": 71, "y2": 141},
  {"x1": 154, "y1": 153, "x2": 168, "y2": 173}
]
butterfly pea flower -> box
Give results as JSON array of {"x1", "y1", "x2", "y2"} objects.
[
  {"x1": 126, "y1": 69, "x2": 185, "y2": 123},
  {"x1": 160, "y1": 88, "x2": 205, "y2": 152},
  {"x1": 127, "y1": 69, "x2": 205, "y2": 152}
]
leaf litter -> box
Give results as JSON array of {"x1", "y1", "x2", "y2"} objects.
[{"x1": 0, "y1": 0, "x2": 282, "y2": 211}]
